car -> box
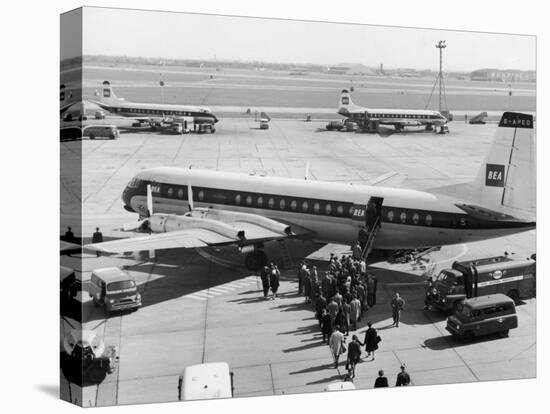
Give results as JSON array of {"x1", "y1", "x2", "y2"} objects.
[
  {"x1": 446, "y1": 294, "x2": 518, "y2": 341},
  {"x1": 94, "y1": 110, "x2": 106, "y2": 120},
  {"x1": 197, "y1": 123, "x2": 216, "y2": 134}
]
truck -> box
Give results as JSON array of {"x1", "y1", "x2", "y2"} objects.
[{"x1": 425, "y1": 255, "x2": 536, "y2": 312}]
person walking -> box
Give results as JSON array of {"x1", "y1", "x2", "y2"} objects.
[
  {"x1": 327, "y1": 297, "x2": 339, "y2": 326},
  {"x1": 304, "y1": 271, "x2": 312, "y2": 303},
  {"x1": 358, "y1": 226, "x2": 369, "y2": 251},
  {"x1": 374, "y1": 370, "x2": 389, "y2": 388},
  {"x1": 92, "y1": 227, "x2": 104, "y2": 257},
  {"x1": 349, "y1": 295, "x2": 361, "y2": 331},
  {"x1": 298, "y1": 261, "x2": 307, "y2": 294},
  {"x1": 352, "y1": 241, "x2": 362, "y2": 261},
  {"x1": 346, "y1": 335, "x2": 362, "y2": 379},
  {"x1": 260, "y1": 265, "x2": 270, "y2": 298},
  {"x1": 320, "y1": 309, "x2": 333, "y2": 344},
  {"x1": 395, "y1": 365, "x2": 411, "y2": 386},
  {"x1": 342, "y1": 300, "x2": 351, "y2": 336},
  {"x1": 355, "y1": 281, "x2": 366, "y2": 318},
  {"x1": 269, "y1": 264, "x2": 280, "y2": 299},
  {"x1": 363, "y1": 322, "x2": 379, "y2": 360},
  {"x1": 391, "y1": 292, "x2": 405, "y2": 327},
  {"x1": 329, "y1": 326, "x2": 346, "y2": 369},
  {"x1": 315, "y1": 294, "x2": 327, "y2": 324},
  {"x1": 366, "y1": 274, "x2": 375, "y2": 308},
  {"x1": 332, "y1": 289, "x2": 343, "y2": 310}
]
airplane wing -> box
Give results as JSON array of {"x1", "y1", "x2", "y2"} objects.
[
  {"x1": 364, "y1": 171, "x2": 406, "y2": 187},
  {"x1": 85, "y1": 218, "x2": 298, "y2": 254}
]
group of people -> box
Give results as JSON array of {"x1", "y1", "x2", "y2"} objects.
[
  {"x1": 259, "y1": 263, "x2": 282, "y2": 299},
  {"x1": 294, "y1": 255, "x2": 384, "y2": 379}
]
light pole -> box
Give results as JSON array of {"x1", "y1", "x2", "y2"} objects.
[{"x1": 435, "y1": 40, "x2": 446, "y2": 113}]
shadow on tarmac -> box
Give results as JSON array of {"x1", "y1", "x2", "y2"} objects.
[{"x1": 423, "y1": 332, "x2": 509, "y2": 351}]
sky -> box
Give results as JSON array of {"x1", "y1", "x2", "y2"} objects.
[{"x1": 74, "y1": 7, "x2": 536, "y2": 72}]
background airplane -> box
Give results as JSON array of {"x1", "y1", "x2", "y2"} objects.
[
  {"x1": 90, "y1": 80, "x2": 219, "y2": 126},
  {"x1": 337, "y1": 89, "x2": 448, "y2": 131},
  {"x1": 87, "y1": 112, "x2": 535, "y2": 270}
]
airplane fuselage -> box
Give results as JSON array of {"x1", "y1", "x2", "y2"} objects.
[
  {"x1": 338, "y1": 107, "x2": 447, "y2": 127},
  {"x1": 93, "y1": 100, "x2": 219, "y2": 124},
  {"x1": 121, "y1": 168, "x2": 534, "y2": 250}
]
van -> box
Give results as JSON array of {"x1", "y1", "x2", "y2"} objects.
[
  {"x1": 83, "y1": 124, "x2": 119, "y2": 140},
  {"x1": 178, "y1": 362, "x2": 233, "y2": 401},
  {"x1": 89, "y1": 267, "x2": 141, "y2": 314},
  {"x1": 446, "y1": 294, "x2": 517, "y2": 341}
]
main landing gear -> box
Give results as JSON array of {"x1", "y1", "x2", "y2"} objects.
[{"x1": 244, "y1": 249, "x2": 268, "y2": 271}]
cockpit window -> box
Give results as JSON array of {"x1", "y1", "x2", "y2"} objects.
[{"x1": 127, "y1": 178, "x2": 141, "y2": 188}]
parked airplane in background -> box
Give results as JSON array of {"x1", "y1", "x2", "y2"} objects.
[
  {"x1": 88, "y1": 112, "x2": 535, "y2": 270},
  {"x1": 337, "y1": 89, "x2": 447, "y2": 131},
  {"x1": 91, "y1": 81, "x2": 219, "y2": 127}
]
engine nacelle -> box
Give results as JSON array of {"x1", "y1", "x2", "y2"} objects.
[
  {"x1": 147, "y1": 214, "x2": 246, "y2": 241},
  {"x1": 192, "y1": 208, "x2": 292, "y2": 236}
]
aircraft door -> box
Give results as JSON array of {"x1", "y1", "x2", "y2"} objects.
[{"x1": 366, "y1": 197, "x2": 384, "y2": 231}]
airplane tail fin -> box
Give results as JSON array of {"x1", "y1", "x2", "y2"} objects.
[
  {"x1": 434, "y1": 112, "x2": 536, "y2": 220},
  {"x1": 95, "y1": 80, "x2": 119, "y2": 103},
  {"x1": 338, "y1": 89, "x2": 354, "y2": 115}
]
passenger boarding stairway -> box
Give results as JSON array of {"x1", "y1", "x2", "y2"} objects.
[
  {"x1": 277, "y1": 239, "x2": 295, "y2": 270},
  {"x1": 361, "y1": 217, "x2": 381, "y2": 262}
]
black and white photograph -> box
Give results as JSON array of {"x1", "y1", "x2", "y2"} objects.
[{"x1": 58, "y1": 4, "x2": 538, "y2": 409}]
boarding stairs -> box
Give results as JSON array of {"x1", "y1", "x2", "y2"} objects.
[
  {"x1": 361, "y1": 217, "x2": 381, "y2": 262},
  {"x1": 277, "y1": 239, "x2": 295, "y2": 270}
]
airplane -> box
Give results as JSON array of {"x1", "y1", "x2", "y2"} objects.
[
  {"x1": 337, "y1": 89, "x2": 448, "y2": 131},
  {"x1": 87, "y1": 112, "x2": 535, "y2": 270},
  {"x1": 90, "y1": 81, "x2": 219, "y2": 127}
]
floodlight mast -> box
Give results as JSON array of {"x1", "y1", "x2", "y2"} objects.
[{"x1": 436, "y1": 40, "x2": 447, "y2": 113}]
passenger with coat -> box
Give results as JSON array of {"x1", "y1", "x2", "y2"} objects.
[
  {"x1": 260, "y1": 266, "x2": 270, "y2": 298},
  {"x1": 391, "y1": 292, "x2": 405, "y2": 327},
  {"x1": 346, "y1": 335, "x2": 362, "y2": 379},
  {"x1": 349, "y1": 295, "x2": 361, "y2": 331},
  {"x1": 328, "y1": 326, "x2": 346, "y2": 368},
  {"x1": 363, "y1": 322, "x2": 379, "y2": 360},
  {"x1": 320, "y1": 309, "x2": 333, "y2": 344},
  {"x1": 269, "y1": 264, "x2": 280, "y2": 299}
]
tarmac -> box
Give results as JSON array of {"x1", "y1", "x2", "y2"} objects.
[{"x1": 60, "y1": 116, "x2": 536, "y2": 406}]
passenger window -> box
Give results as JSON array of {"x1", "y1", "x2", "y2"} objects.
[
  {"x1": 279, "y1": 199, "x2": 286, "y2": 210},
  {"x1": 337, "y1": 205, "x2": 344, "y2": 216},
  {"x1": 460, "y1": 217, "x2": 466, "y2": 227},
  {"x1": 198, "y1": 191, "x2": 204, "y2": 201},
  {"x1": 235, "y1": 194, "x2": 241, "y2": 205},
  {"x1": 400, "y1": 212, "x2": 407, "y2": 223},
  {"x1": 302, "y1": 201, "x2": 308, "y2": 212},
  {"x1": 246, "y1": 195, "x2": 253, "y2": 206},
  {"x1": 325, "y1": 204, "x2": 332, "y2": 215},
  {"x1": 412, "y1": 213, "x2": 419, "y2": 224},
  {"x1": 425, "y1": 214, "x2": 433, "y2": 226},
  {"x1": 178, "y1": 188, "x2": 184, "y2": 199},
  {"x1": 257, "y1": 197, "x2": 263, "y2": 207},
  {"x1": 313, "y1": 202, "x2": 320, "y2": 213},
  {"x1": 387, "y1": 210, "x2": 394, "y2": 222},
  {"x1": 290, "y1": 200, "x2": 297, "y2": 211},
  {"x1": 167, "y1": 187, "x2": 174, "y2": 198},
  {"x1": 268, "y1": 198, "x2": 274, "y2": 208}
]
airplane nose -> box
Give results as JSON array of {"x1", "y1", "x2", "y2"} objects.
[{"x1": 122, "y1": 187, "x2": 135, "y2": 212}]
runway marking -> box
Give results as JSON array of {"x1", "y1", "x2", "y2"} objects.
[{"x1": 184, "y1": 277, "x2": 259, "y2": 301}]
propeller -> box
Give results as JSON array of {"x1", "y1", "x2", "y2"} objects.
[
  {"x1": 304, "y1": 160, "x2": 310, "y2": 181},
  {"x1": 187, "y1": 182, "x2": 194, "y2": 211}
]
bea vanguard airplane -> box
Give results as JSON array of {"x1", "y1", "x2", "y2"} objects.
[
  {"x1": 90, "y1": 81, "x2": 219, "y2": 126},
  {"x1": 88, "y1": 112, "x2": 535, "y2": 270},
  {"x1": 337, "y1": 89, "x2": 448, "y2": 131}
]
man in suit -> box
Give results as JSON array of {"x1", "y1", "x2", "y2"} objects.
[
  {"x1": 396, "y1": 365, "x2": 411, "y2": 386},
  {"x1": 391, "y1": 292, "x2": 405, "y2": 327}
]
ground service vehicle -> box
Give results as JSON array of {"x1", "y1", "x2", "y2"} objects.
[
  {"x1": 425, "y1": 255, "x2": 536, "y2": 312},
  {"x1": 260, "y1": 120, "x2": 269, "y2": 129},
  {"x1": 446, "y1": 294, "x2": 518, "y2": 341},
  {"x1": 197, "y1": 123, "x2": 215, "y2": 133},
  {"x1": 89, "y1": 267, "x2": 141, "y2": 314},
  {"x1": 94, "y1": 110, "x2": 106, "y2": 119},
  {"x1": 62, "y1": 329, "x2": 119, "y2": 374},
  {"x1": 326, "y1": 120, "x2": 344, "y2": 131},
  {"x1": 83, "y1": 125, "x2": 119, "y2": 140},
  {"x1": 178, "y1": 362, "x2": 234, "y2": 401}
]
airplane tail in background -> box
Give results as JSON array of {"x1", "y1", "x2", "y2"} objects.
[
  {"x1": 337, "y1": 89, "x2": 361, "y2": 116},
  {"x1": 433, "y1": 112, "x2": 536, "y2": 221},
  {"x1": 95, "y1": 80, "x2": 120, "y2": 103}
]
